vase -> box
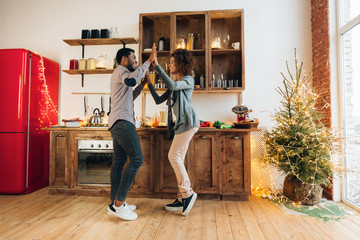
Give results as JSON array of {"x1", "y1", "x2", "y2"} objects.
[{"x1": 283, "y1": 174, "x2": 323, "y2": 205}]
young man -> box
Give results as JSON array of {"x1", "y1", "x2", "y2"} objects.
[{"x1": 107, "y1": 44, "x2": 155, "y2": 221}]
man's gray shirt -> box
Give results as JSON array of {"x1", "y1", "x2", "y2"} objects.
[{"x1": 108, "y1": 61, "x2": 150, "y2": 129}]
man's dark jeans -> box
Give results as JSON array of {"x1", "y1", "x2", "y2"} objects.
[{"x1": 109, "y1": 120, "x2": 143, "y2": 201}]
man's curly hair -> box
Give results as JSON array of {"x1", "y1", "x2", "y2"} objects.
[{"x1": 171, "y1": 49, "x2": 194, "y2": 76}]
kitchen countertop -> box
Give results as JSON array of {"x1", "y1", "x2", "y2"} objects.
[{"x1": 44, "y1": 126, "x2": 261, "y2": 132}]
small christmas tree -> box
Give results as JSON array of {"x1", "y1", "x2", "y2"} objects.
[{"x1": 263, "y1": 49, "x2": 334, "y2": 192}]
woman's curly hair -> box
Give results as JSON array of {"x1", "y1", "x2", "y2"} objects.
[{"x1": 171, "y1": 49, "x2": 194, "y2": 76}]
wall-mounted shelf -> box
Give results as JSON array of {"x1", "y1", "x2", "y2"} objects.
[
  {"x1": 63, "y1": 38, "x2": 137, "y2": 47},
  {"x1": 63, "y1": 37, "x2": 136, "y2": 87}
]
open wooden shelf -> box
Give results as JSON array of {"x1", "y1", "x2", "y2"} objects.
[
  {"x1": 143, "y1": 88, "x2": 243, "y2": 93},
  {"x1": 211, "y1": 49, "x2": 241, "y2": 55},
  {"x1": 62, "y1": 69, "x2": 114, "y2": 75},
  {"x1": 63, "y1": 38, "x2": 137, "y2": 46},
  {"x1": 142, "y1": 50, "x2": 205, "y2": 56},
  {"x1": 139, "y1": 10, "x2": 244, "y2": 93},
  {"x1": 142, "y1": 50, "x2": 170, "y2": 56}
]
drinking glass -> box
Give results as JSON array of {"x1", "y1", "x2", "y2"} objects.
[{"x1": 160, "y1": 107, "x2": 167, "y2": 125}]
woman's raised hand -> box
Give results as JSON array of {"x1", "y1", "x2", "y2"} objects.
[
  {"x1": 147, "y1": 43, "x2": 157, "y2": 63},
  {"x1": 142, "y1": 69, "x2": 151, "y2": 85},
  {"x1": 153, "y1": 52, "x2": 159, "y2": 67}
]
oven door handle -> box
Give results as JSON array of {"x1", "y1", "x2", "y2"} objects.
[{"x1": 78, "y1": 149, "x2": 114, "y2": 153}]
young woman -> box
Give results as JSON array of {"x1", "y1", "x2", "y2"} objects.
[{"x1": 147, "y1": 49, "x2": 200, "y2": 215}]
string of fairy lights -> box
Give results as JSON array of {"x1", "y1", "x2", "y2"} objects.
[{"x1": 36, "y1": 55, "x2": 58, "y2": 132}]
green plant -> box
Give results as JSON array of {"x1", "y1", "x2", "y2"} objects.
[{"x1": 263, "y1": 49, "x2": 334, "y2": 186}]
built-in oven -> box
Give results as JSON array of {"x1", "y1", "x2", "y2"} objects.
[{"x1": 77, "y1": 140, "x2": 113, "y2": 185}]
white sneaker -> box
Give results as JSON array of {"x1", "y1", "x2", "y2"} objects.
[
  {"x1": 127, "y1": 203, "x2": 136, "y2": 211},
  {"x1": 108, "y1": 201, "x2": 136, "y2": 211},
  {"x1": 107, "y1": 202, "x2": 138, "y2": 221}
]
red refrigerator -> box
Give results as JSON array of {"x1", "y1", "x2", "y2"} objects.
[{"x1": 0, "y1": 49, "x2": 59, "y2": 194}]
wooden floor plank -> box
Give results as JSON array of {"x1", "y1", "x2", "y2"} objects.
[
  {"x1": 292, "y1": 214, "x2": 331, "y2": 240},
  {"x1": 260, "y1": 198, "x2": 325, "y2": 240},
  {"x1": 325, "y1": 219, "x2": 360, "y2": 240},
  {"x1": 339, "y1": 203, "x2": 360, "y2": 227},
  {"x1": 101, "y1": 198, "x2": 161, "y2": 240},
  {"x1": 1, "y1": 189, "x2": 360, "y2": 240},
  {"x1": 0, "y1": 190, "x2": 60, "y2": 219},
  {"x1": 9, "y1": 196, "x2": 90, "y2": 240},
  {"x1": 305, "y1": 216, "x2": 349, "y2": 240},
  {"x1": 74, "y1": 198, "x2": 144, "y2": 240},
  {"x1": 237, "y1": 201, "x2": 266, "y2": 240},
  {"x1": 255, "y1": 197, "x2": 299, "y2": 240},
  {"x1": 247, "y1": 196, "x2": 283, "y2": 240},
  {"x1": 215, "y1": 201, "x2": 234, "y2": 240},
  {"x1": 0, "y1": 195, "x2": 71, "y2": 238},
  {"x1": 201, "y1": 200, "x2": 218, "y2": 240},
  {"x1": 185, "y1": 199, "x2": 203, "y2": 240},
  {"x1": 225, "y1": 201, "x2": 250, "y2": 240},
  {"x1": 136, "y1": 199, "x2": 168, "y2": 240},
  {"x1": 153, "y1": 201, "x2": 190, "y2": 240},
  {"x1": 43, "y1": 196, "x2": 107, "y2": 240}
]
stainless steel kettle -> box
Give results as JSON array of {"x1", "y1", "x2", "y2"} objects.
[{"x1": 89, "y1": 108, "x2": 101, "y2": 125}]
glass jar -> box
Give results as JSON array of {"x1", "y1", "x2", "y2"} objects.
[
  {"x1": 150, "y1": 71, "x2": 156, "y2": 85},
  {"x1": 96, "y1": 54, "x2": 106, "y2": 69},
  {"x1": 177, "y1": 37, "x2": 186, "y2": 49},
  {"x1": 69, "y1": 59, "x2": 78, "y2": 70},
  {"x1": 200, "y1": 74, "x2": 205, "y2": 88},
  {"x1": 159, "y1": 106, "x2": 166, "y2": 125},
  {"x1": 78, "y1": 59, "x2": 86, "y2": 70},
  {"x1": 187, "y1": 33, "x2": 194, "y2": 50},
  {"x1": 86, "y1": 58, "x2": 95, "y2": 70},
  {"x1": 195, "y1": 33, "x2": 203, "y2": 49},
  {"x1": 211, "y1": 32, "x2": 221, "y2": 48}
]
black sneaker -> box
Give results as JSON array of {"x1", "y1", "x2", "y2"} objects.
[
  {"x1": 165, "y1": 199, "x2": 183, "y2": 211},
  {"x1": 182, "y1": 192, "x2": 197, "y2": 216}
]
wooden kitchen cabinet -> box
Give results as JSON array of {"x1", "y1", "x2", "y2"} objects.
[
  {"x1": 209, "y1": 10, "x2": 244, "y2": 91},
  {"x1": 47, "y1": 128, "x2": 255, "y2": 200},
  {"x1": 155, "y1": 131, "x2": 178, "y2": 194},
  {"x1": 129, "y1": 132, "x2": 155, "y2": 194},
  {"x1": 219, "y1": 132, "x2": 251, "y2": 200},
  {"x1": 139, "y1": 9, "x2": 244, "y2": 93},
  {"x1": 49, "y1": 130, "x2": 69, "y2": 188},
  {"x1": 188, "y1": 132, "x2": 218, "y2": 194}
]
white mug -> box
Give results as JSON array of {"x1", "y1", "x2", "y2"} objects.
[{"x1": 232, "y1": 42, "x2": 240, "y2": 49}]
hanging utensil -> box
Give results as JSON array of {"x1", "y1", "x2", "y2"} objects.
[
  {"x1": 107, "y1": 96, "x2": 111, "y2": 116},
  {"x1": 84, "y1": 96, "x2": 87, "y2": 117},
  {"x1": 100, "y1": 96, "x2": 105, "y2": 117}
]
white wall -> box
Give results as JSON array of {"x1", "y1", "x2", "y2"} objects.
[{"x1": 0, "y1": 0, "x2": 312, "y2": 189}]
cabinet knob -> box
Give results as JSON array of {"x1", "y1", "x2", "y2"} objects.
[
  {"x1": 56, "y1": 134, "x2": 64, "y2": 137},
  {"x1": 139, "y1": 135, "x2": 146, "y2": 139},
  {"x1": 231, "y1": 136, "x2": 239, "y2": 139},
  {"x1": 199, "y1": 135, "x2": 206, "y2": 139}
]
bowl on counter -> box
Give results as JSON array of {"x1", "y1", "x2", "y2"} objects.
[{"x1": 233, "y1": 122, "x2": 259, "y2": 129}]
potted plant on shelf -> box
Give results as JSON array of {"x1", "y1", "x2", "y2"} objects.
[{"x1": 263, "y1": 49, "x2": 336, "y2": 205}]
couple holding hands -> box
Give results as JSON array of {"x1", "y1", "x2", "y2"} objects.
[{"x1": 107, "y1": 43, "x2": 200, "y2": 221}]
